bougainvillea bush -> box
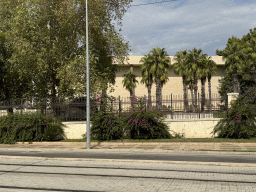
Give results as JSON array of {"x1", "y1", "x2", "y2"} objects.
[
  {"x1": 122, "y1": 97, "x2": 171, "y2": 139},
  {"x1": 88, "y1": 95, "x2": 171, "y2": 141},
  {"x1": 212, "y1": 87, "x2": 256, "y2": 139},
  {"x1": 0, "y1": 111, "x2": 66, "y2": 144},
  {"x1": 90, "y1": 94, "x2": 124, "y2": 141}
]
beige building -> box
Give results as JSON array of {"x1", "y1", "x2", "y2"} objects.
[{"x1": 108, "y1": 56, "x2": 226, "y2": 98}]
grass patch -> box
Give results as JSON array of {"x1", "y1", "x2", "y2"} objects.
[
  {"x1": 213, "y1": 111, "x2": 226, "y2": 118},
  {"x1": 59, "y1": 138, "x2": 256, "y2": 143}
]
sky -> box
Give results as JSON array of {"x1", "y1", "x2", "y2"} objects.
[{"x1": 112, "y1": 0, "x2": 256, "y2": 56}]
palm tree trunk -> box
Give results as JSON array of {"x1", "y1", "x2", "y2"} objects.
[
  {"x1": 193, "y1": 73, "x2": 198, "y2": 112},
  {"x1": 190, "y1": 88, "x2": 194, "y2": 113},
  {"x1": 147, "y1": 84, "x2": 152, "y2": 108},
  {"x1": 201, "y1": 77, "x2": 206, "y2": 112},
  {"x1": 182, "y1": 76, "x2": 188, "y2": 112},
  {"x1": 208, "y1": 78, "x2": 212, "y2": 112},
  {"x1": 160, "y1": 86, "x2": 162, "y2": 107},
  {"x1": 156, "y1": 76, "x2": 161, "y2": 110},
  {"x1": 130, "y1": 90, "x2": 134, "y2": 109}
]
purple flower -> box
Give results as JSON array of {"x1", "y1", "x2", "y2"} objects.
[
  {"x1": 140, "y1": 109, "x2": 143, "y2": 112},
  {"x1": 109, "y1": 118, "x2": 111, "y2": 122},
  {"x1": 128, "y1": 118, "x2": 133, "y2": 123},
  {"x1": 134, "y1": 119, "x2": 138, "y2": 125},
  {"x1": 95, "y1": 98, "x2": 100, "y2": 102},
  {"x1": 227, "y1": 108, "x2": 230, "y2": 111}
]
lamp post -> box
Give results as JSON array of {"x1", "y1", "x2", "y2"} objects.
[{"x1": 86, "y1": 0, "x2": 90, "y2": 149}]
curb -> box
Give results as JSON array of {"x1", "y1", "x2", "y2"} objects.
[
  {"x1": 0, "y1": 155, "x2": 256, "y2": 167},
  {"x1": 1, "y1": 147, "x2": 256, "y2": 156}
]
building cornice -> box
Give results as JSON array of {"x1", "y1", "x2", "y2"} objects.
[{"x1": 112, "y1": 56, "x2": 225, "y2": 66}]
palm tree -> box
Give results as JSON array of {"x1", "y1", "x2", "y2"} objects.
[
  {"x1": 140, "y1": 54, "x2": 154, "y2": 108},
  {"x1": 122, "y1": 70, "x2": 138, "y2": 108},
  {"x1": 216, "y1": 36, "x2": 245, "y2": 93},
  {"x1": 205, "y1": 56, "x2": 217, "y2": 112},
  {"x1": 197, "y1": 55, "x2": 209, "y2": 112},
  {"x1": 173, "y1": 50, "x2": 189, "y2": 112},
  {"x1": 186, "y1": 48, "x2": 207, "y2": 112},
  {"x1": 149, "y1": 47, "x2": 171, "y2": 110}
]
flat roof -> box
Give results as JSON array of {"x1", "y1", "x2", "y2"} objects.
[{"x1": 112, "y1": 56, "x2": 225, "y2": 65}]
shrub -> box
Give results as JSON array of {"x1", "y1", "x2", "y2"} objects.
[
  {"x1": 122, "y1": 97, "x2": 171, "y2": 139},
  {"x1": 0, "y1": 111, "x2": 66, "y2": 144},
  {"x1": 89, "y1": 94, "x2": 124, "y2": 141},
  {"x1": 212, "y1": 87, "x2": 256, "y2": 139},
  {"x1": 87, "y1": 95, "x2": 172, "y2": 141}
]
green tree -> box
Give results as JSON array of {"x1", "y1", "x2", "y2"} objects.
[
  {"x1": 205, "y1": 56, "x2": 217, "y2": 112},
  {"x1": 140, "y1": 54, "x2": 154, "y2": 108},
  {"x1": 186, "y1": 48, "x2": 207, "y2": 112},
  {"x1": 0, "y1": 0, "x2": 132, "y2": 101},
  {"x1": 149, "y1": 47, "x2": 171, "y2": 110},
  {"x1": 239, "y1": 28, "x2": 256, "y2": 90},
  {"x1": 173, "y1": 50, "x2": 189, "y2": 112},
  {"x1": 216, "y1": 36, "x2": 245, "y2": 93},
  {"x1": 122, "y1": 71, "x2": 138, "y2": 108},
  {"x1": 197, "y1": 55, "x2": 208, "y2": 112},
  {"x1": 0, "y1": 31, "x2": 32, "y2": 101}
]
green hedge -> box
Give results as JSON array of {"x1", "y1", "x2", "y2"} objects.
[{"x1": 0, "y1": 111, "x2": 66, "y2": 144}]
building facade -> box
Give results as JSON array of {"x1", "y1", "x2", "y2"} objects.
[{"x1": 108, "y1": 56, "x2": 225, "y2": 98}]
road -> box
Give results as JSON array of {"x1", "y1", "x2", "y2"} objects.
[
  {"x1": 0, "y1": 149, "x2": 256, "y2": 164},
  {"x1": 0, "y1": 149, "x2": 256, "y2": 191}
]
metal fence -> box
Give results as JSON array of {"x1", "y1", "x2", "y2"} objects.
[{"x1": 0, "y1": 93, "x2": 225, "y2": 121}]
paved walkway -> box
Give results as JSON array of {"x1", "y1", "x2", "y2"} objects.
[{"x1": 0, "y1": 142, "x2": 256, "y2": 152}]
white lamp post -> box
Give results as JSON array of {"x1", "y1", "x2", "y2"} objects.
[{"x1": 86, "y1": 0, "x2": 90, "y2": 149}]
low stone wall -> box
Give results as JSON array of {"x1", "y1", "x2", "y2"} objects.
[
  {"x1": 62, "y1": 118, "x2": 221, "y2": 139},
  {"x1": 165, "y1": 119, "x2": 221, "y2": 138},
  {"x1": 62, "y1": 121, "x2": 89, "y2": 139}
]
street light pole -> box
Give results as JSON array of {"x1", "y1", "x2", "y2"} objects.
[{"x1": 86, "y1": 0, "x2": 90, "y2": 149}]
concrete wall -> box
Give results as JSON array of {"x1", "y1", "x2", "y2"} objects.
[
  {"x1": 62, "y1": 121, "x2": 88, "y2": 139},
  {"x1": 165, "y1": 119, "x2": 221, "y2": 138},
  {"x1": 62, "y1": 118, "x2": 221, "y2": 139}
]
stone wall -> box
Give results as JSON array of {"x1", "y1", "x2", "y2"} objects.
[{"x1": 62, "y1": 118, "x2": 221, "y2": 139}]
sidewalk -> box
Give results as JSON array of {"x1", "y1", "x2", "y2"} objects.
[{"x1": 0, "y1": 141, "x2": 256, "y2": 152}]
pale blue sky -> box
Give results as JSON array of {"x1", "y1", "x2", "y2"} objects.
[{"x1": 113, "y1": 0, "x2": 256, "y2": 56}]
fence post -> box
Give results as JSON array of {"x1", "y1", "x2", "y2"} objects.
[
  {"x1": 171, "y1": 94, "x2": 173, "y2": 119},
  {"x1": 118, "y1": 96, "x2": 121, "y2": 117},
  {"x1": 171, "y1": 93, "x2": 172, "y2": 112}
]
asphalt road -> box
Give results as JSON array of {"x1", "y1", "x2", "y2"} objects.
[
  {"x1": 0, "y1": 149, "x2": 256, "y2": 164},
  {"x1": 0, "y1": 156, "x2": 256, "y2": 192}
]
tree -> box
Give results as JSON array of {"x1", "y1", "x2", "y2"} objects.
[
  {"x1": 216, "y1": 36, "x2": 245, "y2": 93},
  {"x1": 197, "y1": 55, "x2": 217, "y2": 112},
  {"x1": 140, "y1": 54, "x2": 154, "y2": 108},
  {"x1": 0, "y1": 0, "x2": 132, "y2": 101},
  {"x1": 186, "y1": 48, "x2": 207, "y2": 112},
  {"x1": 149, "y1": 47, "x2": 171, "y2": 110},
  {"x1": 205, "y1": 56, "x2": 217, "y2": 112},
  {"x1": 122, "y1": 71, "x2": 138, "y2": 108},
  {"x1": 0, "y1": 31, "x2": 32, "y2": 101},
  {"x1": 173, "y1": 50, "x2": 189, "y2": 112},
  {"x1": 239, "y1": 28, "x2": 256, "y2": 89},
  {"x1": 197, "y1": 55, "x2": 208, "y2": 112}
]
